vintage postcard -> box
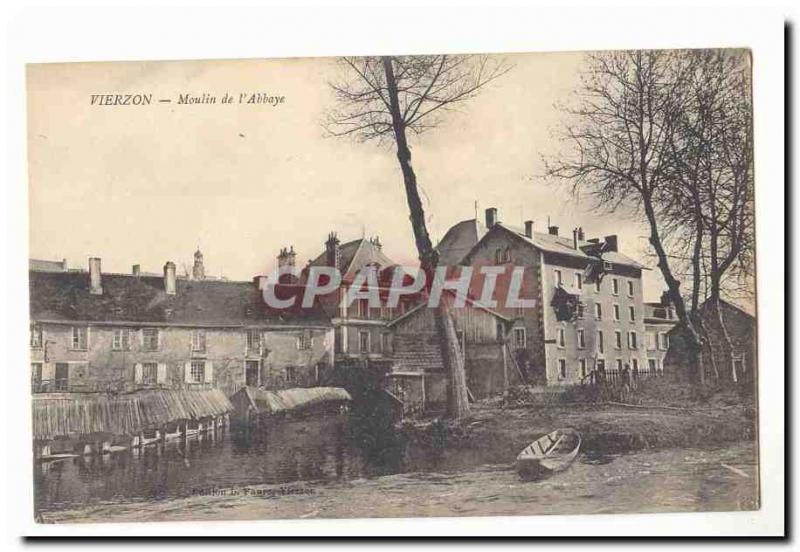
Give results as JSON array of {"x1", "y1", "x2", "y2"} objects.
[{"x1": 27, "y1": 49, "x2": 760, "y2": 525}]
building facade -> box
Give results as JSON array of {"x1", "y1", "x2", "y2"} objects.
[
  {"x1": 29, "y1": 254, "x2": 334, "y2": 397},
  {"x1": 441, "y1": 207, "x2": 650, "y2": 386},
  {"x1": 643, "y1": 293, "x2": 678, "y2": 376}
]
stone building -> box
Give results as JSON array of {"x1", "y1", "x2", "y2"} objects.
[
  {"x1": 29, "y1": 254, "x2": 333, "y2": 397},
  {"x1": 438, "y1": 207, "x2": 650, "y2": 386},
  {"x1": 665, "y1": 298, "x2": 756, "y2": 384},
  {"x1": 643, "y1": 293, "x2": 678, "y2": 376}
]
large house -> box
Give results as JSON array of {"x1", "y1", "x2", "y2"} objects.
[
  {"x1": 438, "y1": 207, "x2": 650, "y2": 386},
  {"x1": 29, "y1": 252, "x2": 333, "y2": 397},
  {"x1": 643, "y1": 293, "x2": 678, "y2": 376}
]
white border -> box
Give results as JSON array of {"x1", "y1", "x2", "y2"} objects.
[{"x1": 2, "y1": 0, "x2": 786, "y2": 539}]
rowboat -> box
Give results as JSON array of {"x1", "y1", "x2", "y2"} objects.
[{"x1": 516, "y1": 428, "x2": 581, "y2": 479}]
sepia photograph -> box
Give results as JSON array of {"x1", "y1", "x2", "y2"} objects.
[{"x1": 23, "y1": 46, "x2": 764, "y2": 527}]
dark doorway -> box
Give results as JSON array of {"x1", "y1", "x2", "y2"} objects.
[
  {"x1": 54, "y1": 363, "x2": 69, "y2": 391},
  {"x1": 245, "y1": 360, "x2": 260, "y2": 387}
]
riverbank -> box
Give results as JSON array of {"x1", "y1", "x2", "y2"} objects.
[{"x1": 40, "y1": 441, "x2": 757, "y2": 523}]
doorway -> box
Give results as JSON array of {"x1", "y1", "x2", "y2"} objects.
[{"x1": 245, "y1": 360, "x2": 260, "y2": 387}]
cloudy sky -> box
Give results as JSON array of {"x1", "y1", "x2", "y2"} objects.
[{"x1": 27, "y1": 52, "x2": 665, "y2": 299}]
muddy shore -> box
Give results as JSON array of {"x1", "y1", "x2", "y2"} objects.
[{"x1": 39, "y1": 396, "x2": 758, "y2": 524}]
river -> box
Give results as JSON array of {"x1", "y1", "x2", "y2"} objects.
[{"x1": 34, "y1": 412, "x2": 758, "y2": 522}]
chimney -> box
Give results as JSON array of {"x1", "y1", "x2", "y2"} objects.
[
  {"x1": 548, "y1": 225, "x2": 559, "y2": 236},
  {"x1": 660, "y1": 290, "x2": 671, "y2": 307},
  {"x1": 61, "y1": 258, "x2": 68, "y2": 271},
  {"x1": 88, "y1": 257, "x2": 103, "y2": 295},
  {"x1": 577, "y1": 227, "x2": 585, "y2": 241},
  {"x1": 524, "y1": 220, "x2": 534, "y2": 238},
  {"x1": 132, "y1": 264, "x2": 141, "y2": 278},
  {"x1": 325, "y1": 232, "x2": 341, "y2": 269},
  {"x1": 277, "y1": 246, "x2": 297, "y2": 271},
  {"x1": 485, "y1": 207, "x2": 498, "y2": 229},
  {"x1": 572, "y1": 228, "x2": 579, "y2": 249},
  {"x1": 604, "y1": 235, "x2": 618, "y2": 252},
  {"x1": 164, "y1": 261, "x2": 177, "y2": 295}
]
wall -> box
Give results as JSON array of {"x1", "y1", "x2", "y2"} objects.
[
  {"x1": 30, "y1": 322, "x2": 334, "y2": 397},
  {"x1": 540, "y1": 254, "x2": 647, "y2": 386}
]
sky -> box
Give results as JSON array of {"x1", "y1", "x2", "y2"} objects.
[{"x1": 27, "y1": 52, "x2": 667, "y2": 300}]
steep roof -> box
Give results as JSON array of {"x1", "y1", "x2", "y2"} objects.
[
  {"x1": 29, "y1": 270, "x2": 331, "y2": 327},
  {"x1": 308, "y1": 238, "x2": 399, "y2": 281},
  {"x1": 435, "y1": 219, "x2": 488, "y2": 266},
  {"x1": 456, "y1": 220, "x2": 646, "y2": 269}
]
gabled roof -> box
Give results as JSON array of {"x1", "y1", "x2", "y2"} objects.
[
  {"x1": 700, "y1": 297, "x2": 756, "y2": 319},
  {"x1": 387, "y1": 289, "x2": 511, "y2": 328},
  {"x1": 458, "y1": 221, "x2": 646, "y2": 269},
  {"x1": 29, "y1": 270, "x2": 331, "y2": 327},
  {"x1": 308, "y1": 238, "x2": 398, "y2": 281}
]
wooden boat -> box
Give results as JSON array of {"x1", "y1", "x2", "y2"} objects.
[{"x1": 516, "y1": 428, "x2": 581, "y2": 478}]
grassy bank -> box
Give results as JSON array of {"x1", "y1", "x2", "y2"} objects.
[{"x1": 400, "y1": 380, "x2": 757, "y2": 457}]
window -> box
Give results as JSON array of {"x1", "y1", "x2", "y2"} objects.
[
  {"x1": 627, "y1": 281, "x2": 634, "y2": 297},
  {"x1": 72, "y1": 326, "x2": 88, "y2": 350},
  {"x1": 30, "y1": 324, "x2": 42, "y2": 348},
  {"x1": 558, "y1": 358, "x2": 566, "y2": 379},
  {"x1": 557, "y1": 328, "x2": 566, "y2": 348},
  {"x1": 380, "y1": 333, "x2": 390, "y2": 353},
  {"x1": 575, "y1": 272, "x2": 583, "y2": 290},
  {"x1": 246, "y1": 329, "x2": 262, "y2": 353},
  {"x1": 142, "y1": 328, "x2": 159, "y2": 351},
  {"x1": 616, "y1": 358, "x2": 623, "y2": 372},
  {"x1": 554, "y1": 269, "x2": 563, "y2": 286},
  {"x1": 298, "y1": 329, "x2": 312, "y2": 350},
  {"x1": 597, "y1": 330, "x2": 604, "y2": 353},
  {"x1": 614, "y1": 330, "x2": 622, "y2": 349},
  {"x1": 629, "y1": 306, "x2": 636, "y2": 322},
  {"x1": 595, "y1": 280, "x2": 601, "y2": 293},
  {"x1": 647, "y1": 332, "x2": 657, "y2": 350},
  {"x1": 245, "y1": 360, "x2": 260, "y2": 386},
  {"x1": 142, "y1": 362, "x2": 158, "y2": 385},
  {"x1": 191, "y1": 330, "x2": 207, "y2": 353},
  {"x1": 285, "y1": 366, "x2": 297, "y2": 385},
  {"x1": 612, "y1": 278, "x2": 619, "y2": 295},
  {"x1": 359, "y1": 331, "x2": 370, "y2": 353},
  {"x1": 503, "y1": 247, "x2": 512, "y2": 263},
  {"x1": 577, "y1": 328, "x2": 585, "y2": 349},
  {"x1": 513, "y1": 327, "x2": 527, "y2": 349},
  {"x1": 613, "y1": 304, "x2": 620, "y2": 321},
  {"x1": 190, "y1": 360, "x2": 205, "y2": 383},
  {"x1": 31, "y1": 363, "x2": 43, "y2": 390},
  {"x1": 112, "y1": 328, "x2": 132, "y2": 351},
  {"x1": 659, "y1": 333, "x2": 669, "y2": 350},
  {"x1": 632, "y1": 358, "x2": 639, "y2": 373},
  {"x1": 579, "y1": 359, "x2": 587, "y2": 379},
  {"x1": 628, "y1": 331, "x2": 638, "y2": 350},
  {"x1": 648, "y1": 358, "x2": 657, "y2": 373},
  {"x1": 357, "y1": 298, "x2": 370, "y2": 319},
  {"x1": 594, "y1": 303, "x2": 602, "y2": 320},
  {"x1": 577, "y1": 304, "x2": 585, "y2": 320}
]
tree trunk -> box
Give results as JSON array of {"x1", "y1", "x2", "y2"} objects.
[
  {"x1": 711, "y1": 292, "x2": 738, "y2": 384},
  {"x1": 382, "y1": 56, "x2": 469, "y2": 419}
]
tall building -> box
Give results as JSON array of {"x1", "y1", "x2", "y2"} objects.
[{"x1": 438, "y1": 207, "x2": 650, "y2": 385}]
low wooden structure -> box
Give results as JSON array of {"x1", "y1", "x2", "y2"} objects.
[
  {"x1": 229, "y1": 386, "x2": 351, "y2": 426},
  {"x1": 32, "y1": 388, "x2": 232, "y2": 460}
]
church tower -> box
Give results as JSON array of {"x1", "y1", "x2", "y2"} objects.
[{"x1": 192, "y1": 248, "x2": 205, "y2": 280}]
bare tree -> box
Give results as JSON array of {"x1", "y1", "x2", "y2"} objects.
[
  {"x1": 544, "y1": 50, "x2": 709, "y2": 384},
  {"x1": 666, "y1": 50, "x2": 754, "y2": 384},
  {"x1": 327, "y1": 55, "x2": 511, "y2": 418}
]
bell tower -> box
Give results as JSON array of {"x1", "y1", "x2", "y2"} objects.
[{"x1": 192, "y1": 248, "x2": 205, "y2": 280}]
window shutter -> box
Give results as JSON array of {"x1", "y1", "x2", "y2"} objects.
[
  {"x1": 134, "y1": 363, "x2": 143, "y2": 384},
  {"x1": 157, "y1": 363, "x2": 167, "y2": 384},
  {"x1": 204, "y1": 361, "x2": 214, "y2": 383},
  {"x1": 184, "y1": 361, "x2": 192, "y2": 383}
]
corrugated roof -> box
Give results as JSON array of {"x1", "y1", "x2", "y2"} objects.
[
  {"x1": 31, "y1": 389, "x2": 233, "y2": 440},
  {"x1": 29, "y1": 270, "x2": 331, "y2": 326}
]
